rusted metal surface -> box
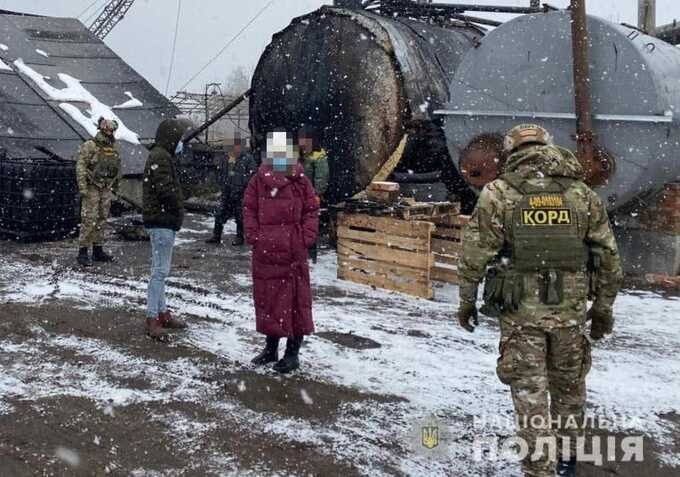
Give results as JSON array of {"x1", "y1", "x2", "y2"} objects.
[{"x1": 571, "y1": 0, "x2": 600, "y2": 185}]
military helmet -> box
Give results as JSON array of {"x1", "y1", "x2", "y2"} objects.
[
  {"x1": 503, "y1": 124, "x2": 553, "y2": 153},
  {"x1": 98, "y1": 117, "x2": 119, "y2": 133}
]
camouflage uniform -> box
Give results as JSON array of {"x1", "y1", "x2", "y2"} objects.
[
  {"x1": 458, "y1": 144, "x2": 623, "y2": 477},
  {"x1": 76, "y1": 130, "x2": 121, "y2": 248}
]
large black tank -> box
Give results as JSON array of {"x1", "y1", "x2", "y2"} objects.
[{"x1": 250, "y1": 6, "x2": 483, "y2": 202}]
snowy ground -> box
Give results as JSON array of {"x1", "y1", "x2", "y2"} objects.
[{"x1": 0, "y1": 215, "x2": 679, "y2": 476}]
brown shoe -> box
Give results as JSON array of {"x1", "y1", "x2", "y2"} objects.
[
  {"x1": 159, "y1": 310, "x2": 187, "y2": 329},
  {"x1": 145, "y1": 317, "x2": 168, "y2": 340}
]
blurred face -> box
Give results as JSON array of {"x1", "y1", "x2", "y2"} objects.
[
  {"x1": 265, "y1": 131, "x2": 298, "y2": 175},
  {"x1": 226, "y1": 133, "x2": 246, "y2": 156},
  {"x1": 298, "y1": 136, "x2": 314, "y2": 154}
]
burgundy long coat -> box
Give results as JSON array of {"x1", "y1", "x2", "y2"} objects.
[{"x1": 242, "y1": 164, "x2": 320, "y2": 337}]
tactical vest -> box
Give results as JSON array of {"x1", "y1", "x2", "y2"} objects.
[
  {"x1": 92, "y1": 144, "x2": 120, "y2": 187},
  {"x1": 502, "y1": 173, "x2": 588, "y2": 273}
]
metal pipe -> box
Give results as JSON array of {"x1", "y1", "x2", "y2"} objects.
[
  {"x1": 570, "y1": 0, "x2": 597, "y2": 182},
  {"x1": 450, "y1": 13, "x2": 503, "y2": 27},
  {"x1": 184, "y1": 89, "x2": 251, "y2": 143},
  {"x1": 638, "y1": 0, "x2": 656, "y2": 35},
  {"x1": 381, "y1": 2, "x2": 545, "y2": 14}
]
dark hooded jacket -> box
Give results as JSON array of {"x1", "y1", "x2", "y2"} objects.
[{"x1": 143, "y1": 119, "x2": 189, "y2": 231}]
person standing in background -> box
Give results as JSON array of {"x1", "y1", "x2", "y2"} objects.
[
  {"x1": 297, "y1": 126, "x2": 328, "y2": 263},
  {"x1": 75, "y1": 117, "x2": 121, "y2": 267},
  {"x1": 206, "y1": 132, "x2": 257, "y2": 246}
]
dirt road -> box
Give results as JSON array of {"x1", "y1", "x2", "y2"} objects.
[{"x1": 1, "y1": 216, "x2": 679, "y2": 476}]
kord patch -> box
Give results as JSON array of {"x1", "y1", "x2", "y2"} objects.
[{"x1": 521, "y1": 208, "x2": 572, "y2": 226}]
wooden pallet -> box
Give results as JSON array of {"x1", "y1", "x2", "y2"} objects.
[
  {"x1": 336, "y1": 209, "x2": 470, "y2": 298},
  {"x1": 337, "y1": 213, "x2": 435, "y2": 299},
  {"x1": 430, "y1": 215, "x2": 470, "y2": 285},
  {"x1": 396, "y1": 201, "x2": 460, "y2": 221}
]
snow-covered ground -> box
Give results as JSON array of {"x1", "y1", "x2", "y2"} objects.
[{"x1": 1, "y1": 217, "x2": 679, "y2": 475}]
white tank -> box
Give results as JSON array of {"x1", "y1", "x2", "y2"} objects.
[{"x1": 438, "y1": 10, "x2": 680, "y2": 209}]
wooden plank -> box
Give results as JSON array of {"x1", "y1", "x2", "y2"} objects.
[
  {"x1": 432, "y1": 226, "x2": 463, "y2": 240},
  {"x1": 338, "y1": 213, "x2": 434, "y2": 238},
  {"x1": 431, "y1": 266, "x2": 460, "y2": 284},
  {"x1": 433, "y1": 253, "x2": 460, "y2": 266},
  {"x1": 431, "y1": 238, "x2": 462, "y2": 255},
  {"x1": 338, "y1": 266, "x2": 434, "y2": 299},
  {"x1": 338, "y1": 253, "x2": 430, "y2": 280},
  {"x1": 337, "y1": 225, "x2": 430, "y2": 251},
  {"x1": 338, "y1": 240, "x2": 432, "y2": 270}
]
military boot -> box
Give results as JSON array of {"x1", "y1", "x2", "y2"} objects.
[
  {"x1": 145, "y1": 316, "x2": 168, "y2": 341},
  {"x1": 158, "y1": 310, "x2": 187, "y2": 329},
  {"x1": 556, "y1": 457, "x2": 577, "y2": 477},
  {"x1": 92, "y1": 245, "x2": 114, "y2": 262},
  {"x1": 206, "y1": 223, "x2": 223, "y2": 244},
  {"x1": 273, "y1": 336, "x2": 303, "y2": 374},
  {"x1": 77, "y1": 247, "x2": 92, "y2": 267},
  {"x1": 251, "y1": 336, "x2": 280, "y2": 366}
]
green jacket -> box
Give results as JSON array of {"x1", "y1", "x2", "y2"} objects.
[
  {"x1": 142, "y1": 119, "x2": 189, "y2": 231},
  {"x1": 302, "y1": 148, "x2": 329, "y2": 196},
  {"x1": 458, "y1": 144, "x2": 623, "y2": 329},
  {"x1": 75, "y1": 132, "x2": 121, "y2": 193}
]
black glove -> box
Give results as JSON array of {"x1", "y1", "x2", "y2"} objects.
[
  {"x1": 588, "y1": 305, "x2": 613, "y2": 340},
  {"x1": 458, "y1": 302, "x2": 479, "y2": 333}
]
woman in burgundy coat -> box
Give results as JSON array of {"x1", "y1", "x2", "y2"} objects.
[{"x1": 242, "y1": 131, "x2": 320, "y2": 373}]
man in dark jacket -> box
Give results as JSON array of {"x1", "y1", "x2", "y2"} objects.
[
  {"x1": 206, "y1": 133, "x2": 257, "y2": 246},
  {"x1": 142, "y1": 118, "x2": 191, "y2": 340},
  {"x1": 297, "y1": 126, "x2": 329, "y2": 263}
]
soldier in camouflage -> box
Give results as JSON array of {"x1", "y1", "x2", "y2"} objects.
[
  {"x1": 457, "y1": 125, "x2": 623, "y2": 477},
  {"x1": 76, "y1": 117, "x2": 121, "y2": 267}
]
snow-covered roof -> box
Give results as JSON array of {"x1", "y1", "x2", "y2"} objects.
[{"x1": 0, "y1": 12, "x2": 179, "y2": 175}]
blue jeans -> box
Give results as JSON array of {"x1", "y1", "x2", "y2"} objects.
[{"x1": 146, "y1": 228, "x2": 176, "y2": 318}]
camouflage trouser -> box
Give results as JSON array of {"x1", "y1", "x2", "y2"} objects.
[
  {"x1": 79, "y1": 188, "x2": 113, "y2": 248},
  {"x1": 497, "y1": 321, "x2": 592, "y2": 477}
]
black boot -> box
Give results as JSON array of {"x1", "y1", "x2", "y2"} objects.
[
  {"x1": 206, "y1": 223, "x2": 223, "y2": 244},
  {"x1": 92, "y1": 245, "x2": 113, "y2": 262},
  {"x1": 309, "y1": 243, "x2": 318, "y2": 264},
  {"x1": 273, "y1": 336, "x2": 303, "y2": 374},
  {"x1": 556, "y1": 457, "x2": 577, "y2": 477},
  {"x1": 251, "y1": 336, "x2": 280, "y2": 366},
  {"x1": 232, "y1": 219, "x2": 244, "y2": 246},
  {"x1": 77, "y1": 247, "x2": 92, "y2": 267}
]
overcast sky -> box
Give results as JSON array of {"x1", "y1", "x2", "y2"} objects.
[{"x1": 1, "y1": 0, "x2": 679, "y2": 96}]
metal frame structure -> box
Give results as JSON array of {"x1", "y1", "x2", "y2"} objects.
[{"x1": 89, "y1": 0, "x2": 137, "y2": 40}]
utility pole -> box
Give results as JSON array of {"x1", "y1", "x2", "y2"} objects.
[
  {"x1": 570, "y1": 0, "x2": 597, "y2": 183},
  {"x1": 638, "y1": 0, "x2": 657, "y2": 35}
]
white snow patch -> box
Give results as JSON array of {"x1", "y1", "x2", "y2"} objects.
[
  {"x1": 13, "y1": 58, "x2": 140, "y2": 144},
  {"x1": 113, "y1": 91, "x2": 143, "y2": 109},
  {"x1": 0, "y1": 43, "x2": 8, "y2": 51},
  {"x1": 35, "y1": 48, "x2": 49, "y2": 58},
  {"x1": 0, "y1": 58, "x2": 11, "y2": 71}
]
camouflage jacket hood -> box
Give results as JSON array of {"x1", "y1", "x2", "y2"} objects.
[{"x1": 503, "y1": 145, "x2": 583, "y2": 180}]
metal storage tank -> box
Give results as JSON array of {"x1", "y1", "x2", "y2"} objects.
[
  {"x1": 438, "y1": 10, "x2": 680, "y2": 210},
  {"x1": 250, "y1": 6, "x2": 483, "y2": 202}
]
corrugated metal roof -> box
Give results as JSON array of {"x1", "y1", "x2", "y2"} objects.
[{"x1": 0, "y1": 12, "x2": 179, "y2": 175}]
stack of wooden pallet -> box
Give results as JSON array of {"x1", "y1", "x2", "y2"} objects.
[{"x1": 336, "y1": 202, "x2": 469, "y2": 299}]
